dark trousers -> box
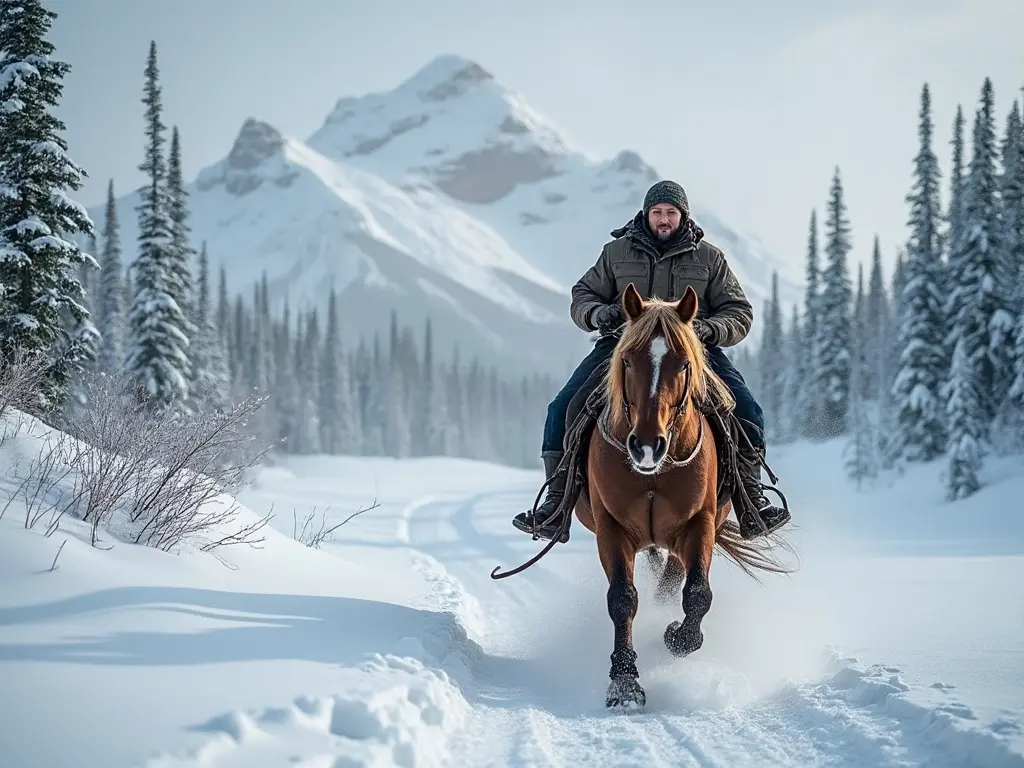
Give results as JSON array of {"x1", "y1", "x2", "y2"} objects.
[
  {"x1": 541, "y1": 336, "x2": 618, "y2": 453},
  {"x1": 705, "y1": 346, "x2": 765, "y2": 451},
  {"x1": 541, "y1": 338, "x2": 765, "y2": 454}
]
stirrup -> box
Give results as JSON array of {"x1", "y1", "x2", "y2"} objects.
[{"x1": 759, "y1": 484, "x2": 790, "y2": 515}]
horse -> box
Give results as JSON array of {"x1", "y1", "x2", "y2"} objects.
[{"x1": 569, "y1": 283, "x2": 792, "y2": 710}]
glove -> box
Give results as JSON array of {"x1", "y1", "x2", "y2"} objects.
[
  {"x1": 591, "y1": 303, "x2": 625, "y2": 333},
  {"x1": 692, "y1": 318, "x2": 717, "y2": 346}
]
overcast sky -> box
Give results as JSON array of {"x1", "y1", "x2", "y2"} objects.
[{"x1": 49, "y1": 0, "x2": 1024, "y2": 282}]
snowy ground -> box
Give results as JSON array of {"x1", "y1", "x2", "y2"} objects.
[{"x1": 1, "y1": 412, "x2": 1023, "y2": 767}]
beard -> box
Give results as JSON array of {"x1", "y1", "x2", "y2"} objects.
[{"x1": 654, "y1": 223, "x2": 678, "y2": 240}]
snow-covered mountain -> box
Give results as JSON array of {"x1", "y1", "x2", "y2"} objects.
[{"x1": 93, "y1": 54, "x2": 801, "y2": 378}]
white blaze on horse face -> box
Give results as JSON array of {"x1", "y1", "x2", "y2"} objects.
[
  {"x1": 648, "y1": 336, "x2": 668, "y2": 403},
  {"x1": 632, "y1": 335, "x2": 669, "y2": 471}
]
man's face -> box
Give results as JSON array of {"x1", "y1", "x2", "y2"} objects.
[{"x1": 647, "y1": 204, "x2": 682, "y2": 240}]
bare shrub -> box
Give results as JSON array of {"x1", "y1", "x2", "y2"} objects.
[
  {"x1": 292, "y1": 498, "x2": 380, "y2": 549},
  {"x1": 58, "y1": 375, "x2": 156, "y2": 542},
  {"x1": 57, "y1": 372, "x2": 275, "y2": 554},
  {"x1": 0, "y1": 349, "x2": 50, "y2": 441},
  {"x1": 0, "y1": 438, "x2": 78, "y2": 538}
]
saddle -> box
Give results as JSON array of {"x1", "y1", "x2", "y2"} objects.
[{"x1": 560, "y1": 366, "x2": 755, "y2": 522}]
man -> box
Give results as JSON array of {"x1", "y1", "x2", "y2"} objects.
[{"x1": 512, "y1": 180, "x2": 791, "y2": 542}]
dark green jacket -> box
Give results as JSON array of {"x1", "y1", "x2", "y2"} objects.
[{"x1": 569, "y1": 215, "x2": 754, "y2": 347}]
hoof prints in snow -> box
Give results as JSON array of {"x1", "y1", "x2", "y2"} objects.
[{"x1": 146, "y1": 655, "x2": 467, "y2": 768}]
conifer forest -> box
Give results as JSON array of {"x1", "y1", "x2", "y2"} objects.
[{"x1": 2, "y1": 6, "x2": 1022, "y2": 500}]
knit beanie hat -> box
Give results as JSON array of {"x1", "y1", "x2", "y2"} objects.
[{"x1": 643, "y1": 180, "x2": 690, "y2": 218}]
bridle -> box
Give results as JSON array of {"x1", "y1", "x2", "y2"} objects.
[
  {"x1": 621, "y1": 356, "x2": 692, "y2": 430},
  {"x1": 602, "y1": 346, "x2": 705, "y2": 470}
]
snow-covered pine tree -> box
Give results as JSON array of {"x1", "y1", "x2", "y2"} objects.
[
  {"x1": 421, "y1": 317, "x2": 451, "y2": 455},
  {"x1": 272, "y1": 302, "x2": 300, "y2": 452},
  {"x1": 96, "y1": 178, "x2": 124, "y2": 374},
  {"x1": 299, "y1": 307, "x2": 321, "y2": 451},
  {"x1": 397, "y1": 323, "x2": 419, "y2": 430},
  {"x1": 259, "y1": 273, "x2": 274, "y2": 396},
  {"x1": 66, "y1": 233, "x2": 99, "y2": 408},
  {"x1": 816, "y1": 167, "x2": 854, "y2": 437},
  {"x1": 945, "y1": 78, "x2": 1013, "y2": 435},
  {"x1": 386, "y1": 348, "x2": 412, "y2": 458},
  {"x1": 351, "y1": 338, "x2": 371, "y2": 449},
  {"x1": 757, "y1": 271, "x2": 785, "y2": 442},
  {"x1": 318, "y1": 286, "x2": 359, "y2": 454},
  {"x1": 1008, "y1": 260, "x2": 1024, "y2": 444},
  {"x1": 891, "y1": 83, "x2": 948, "y2": 463},
  {"x1": 864, "y1": 235, "x2": 889, "y2": 399},
  {"x1": 230, "y1": 293, "x2": 246, "y2": 390},
  {"x1": 798, "y1": 209, "x2": 822, "y2": 438},
  {"x1": 945, "y1": 337, "x2": 983, "y2": 499},
  {"x1": 166, "y1": 125, "x2": 195, "y2": 340},
  {"x1": 245, "y1": 281, "x2": 268, "y2": 393},
  {"x1": 851, "y1": 263, "x2": 868, "y2": 400},
  {"x1": 216, "y1": 266, "x2": 230, "y2": 358},
  {"x1": 844, "y1": 263, "x2": 878, "y2": 486},
  {"x1": 779, "y1": 304, "x2": 803, "y2": 444},
  {"x1": 187, "y1": 241, "x2": 229, "y2": 413},
  {"x1": 121, "y1": 263, "x2": 132, "y2": 323},
  {"x1": 125, "y1": 41, "x2": 190, "y2": 406},
  {"x1": 0, "y1": 0, "x2": 96, "y2": 409},
  {"x1": 881, "y1": 248, "x2": 908, "y2": 465},
  {"x1": 68, "y1": 229, "x2": 99, "y2": 393},
  {"x1": 995, "y1": 100, "x2": 1024, "y2": 440},
  {"x1": 361, "y1": 334, "x2": 387, "y2": 455},
  {"x1": 78, "y1": 231, "x2": 97, "y2": 314},
  {"x1": 447, "y1": 346, "x2": 468, "y2": 457},
  {"x1": 462, "y1": 357, "x2": 495, "y2": 460},
  {"x1": 943, "y1": 104, "x2": 966, "y2": 306},
  {"x1": 487, "y1": 366, "x2": 508, "y2": 463}
]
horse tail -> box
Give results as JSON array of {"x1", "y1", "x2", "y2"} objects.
[{"x1": 714, "y1": 520, "x2": 799, "y2": 582}]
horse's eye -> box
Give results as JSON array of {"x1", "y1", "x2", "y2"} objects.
[{"x1": 623, "y1": 359, "x2": 631, "y2": 369}]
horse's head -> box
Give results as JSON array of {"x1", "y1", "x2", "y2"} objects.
[{"x1": 607, "y1": 283, "x2": 725, "y2": 475}]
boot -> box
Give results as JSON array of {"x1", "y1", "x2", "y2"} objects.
[
  {"x1": 512, "y1": 450, "x2": 570, "y2": 543},
  {"x1": 736, "y1": 444, "x2": 790, "y2": 540}
]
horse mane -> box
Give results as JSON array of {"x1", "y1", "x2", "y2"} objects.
[{"x1": 606, "y1": 300, "x2": 736, "y2": 435}]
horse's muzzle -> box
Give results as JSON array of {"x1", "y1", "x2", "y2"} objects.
[{"x1": 627, "y1": 432, "x2": 668, "y2": 474}]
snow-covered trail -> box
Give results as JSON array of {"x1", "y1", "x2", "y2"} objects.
[
  {"x1": 155, "y1": 443, "x2": 1024, "y2": 768},
  {"x1": 3, "y1": 431, "x2": 1024, "y2": 767},
  {"x1": 376, "y1": 487, "x2": 1023, "y2": 768}
]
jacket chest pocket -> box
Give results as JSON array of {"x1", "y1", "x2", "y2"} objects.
[
  {"x1": 670, "y1": 263, "x2": 710, "y2": 302},
  {"x1": 611, "y1": 261, "x2": 651, "y2": 297}
]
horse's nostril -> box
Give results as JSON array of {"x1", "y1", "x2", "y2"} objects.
[
  {"x1": 627, "y1": 434, "x2": 643, "y2": 460},
  {"x1": 655, "y1": 436, "x2": 667, "y2": 459}
]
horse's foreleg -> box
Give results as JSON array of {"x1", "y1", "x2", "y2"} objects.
[
  {"x1": 664, "y1": 508, "x2": 716, "y2": 658},
  {"x1": 595, "y1": 512, "x2": 644, "y2": 709}
]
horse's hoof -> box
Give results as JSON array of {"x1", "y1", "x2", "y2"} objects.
[
  {"x1": 606, "y1": 677, "x2": 646, "y2": 710},
  {"x1": 664, "y1": 619, "x2": 703, "y2": 658}
]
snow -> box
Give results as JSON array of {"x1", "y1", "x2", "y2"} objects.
[{"x1": 2, "y1": 410, "x2": 1023, "y2": 767}]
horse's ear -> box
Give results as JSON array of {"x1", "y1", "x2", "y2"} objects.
[
  {"x1": 676, "y1": 285, "x2": 699, "y2": 324},
  {"x1": 622, "y1": 283, "x2": 644, "y2": 321}
]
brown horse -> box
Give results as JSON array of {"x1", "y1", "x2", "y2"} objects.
[{"x1": 572, "y1": 283, "x2": 791, "y2": 710}]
